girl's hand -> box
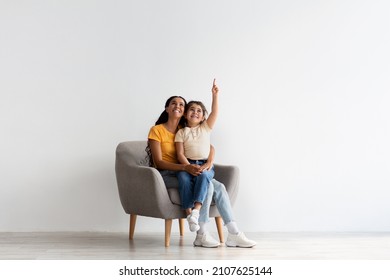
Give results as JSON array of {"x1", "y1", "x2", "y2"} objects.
[
  {"x1": 212, "y1": 78, "x2": 219, "y2": 95},
  {"x1": 207, "y1": 80, "x2": 219, "y2": 129},
  {"x1": 185, "y1": 164, "x2": 202, "y2": 176},
  {"x1": 200, "y1": 161, "x2": 213, "y2": 172}
]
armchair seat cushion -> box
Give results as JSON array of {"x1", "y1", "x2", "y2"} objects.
[
  {"x1": 167, "y1": 188, "x2": 181, "y2": 206},
  {"x1": 167, "y1": 183, "x2": 219, "y2": 207}
]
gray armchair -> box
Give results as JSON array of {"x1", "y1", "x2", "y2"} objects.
[{"x1": 115, "y1": 141, "x2": 239, "y2": 247}]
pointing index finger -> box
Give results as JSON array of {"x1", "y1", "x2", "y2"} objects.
[{"x1": 213, "y1": 78, "x2": 216, "y2": 86}]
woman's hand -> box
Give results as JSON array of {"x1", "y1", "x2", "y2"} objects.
[{"x1": 184, "y1": 164, "x2": 202, "y2": 176}]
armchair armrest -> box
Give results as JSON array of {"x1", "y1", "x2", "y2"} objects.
[
  {"x1": 115, "y1": 142, "x2": 181, "y2": 219},
  {"x1": 213, "y1": 164, "x2": 240, "y2": 206}
]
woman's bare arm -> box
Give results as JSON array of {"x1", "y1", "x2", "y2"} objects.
[{"x1": 149, "y1": 139, "x2": 201, "y2": 175}]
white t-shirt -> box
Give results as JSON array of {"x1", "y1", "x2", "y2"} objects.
[{"x1": 174, "y1": 122, "x2": 211, "y2": 160}]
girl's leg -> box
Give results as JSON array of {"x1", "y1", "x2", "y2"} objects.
[
  {"x1": 177, "y1": 171, "x2": 201, "y2": 232},
  {"x1": 186, "y1": 169, "x2": 214, "y2": 233},
  {"x1": 194, "y1": 181, "x2": 219, "y2": 247},
  {"x1": 198, "y1": 181, "x2": 214, "y2": 224},
  {"x1": 177, "y1": 171, "x2": 194, "y2": 211},
  {"x1": 193, "y1": 168, "x2": 214, "y2": 207}
]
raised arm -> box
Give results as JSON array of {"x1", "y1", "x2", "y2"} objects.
[{"x1": 206, "y1": 78, "x2": 219, "y2": 129}]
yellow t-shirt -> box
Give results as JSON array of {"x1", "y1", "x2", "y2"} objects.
[{"x1": 148, "y1": 124, "x2": 178, "y2": 164}]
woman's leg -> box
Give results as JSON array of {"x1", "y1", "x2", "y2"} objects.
[
  {"x1": 198, "y1": 178, "x2": 234, "y2": 224},
  {"x1": 211, "y1": 179, "x2": 235, "y2": 224},
  {"x1": 159, "y1": 170, "x2": 179, "y2": 188},
  {"x1": 211, "y1": 181, "x2": 256, "y2": 248}
]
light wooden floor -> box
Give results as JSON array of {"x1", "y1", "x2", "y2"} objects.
[{"x1": 1, "y1": 232, "x2": 390, "y2": 260}]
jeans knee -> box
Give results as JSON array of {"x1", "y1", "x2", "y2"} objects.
[
  {"x1": 178, "y1": 172, "x2": 191, "y2": 183},
  {"x1": 197, "y1": 173, "x2": 209, "y2": 182},
  {"x1": 201, "y1": 170, "x2": 214, "y2": 181}
]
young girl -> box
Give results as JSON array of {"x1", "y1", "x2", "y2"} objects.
[{"x1": 175, "y1": 79, "x2": 219, "y2": 232}]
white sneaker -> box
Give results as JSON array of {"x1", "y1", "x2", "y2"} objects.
[
  {"x1": 226, "y1": 232, "x2": 257, "y2": 248},
  {"x1": 193, "y1": 232, "x2": 220, "y2": 248},
  {"x1": 187, "y1": 213, "x2": 200, "y2": 232}
]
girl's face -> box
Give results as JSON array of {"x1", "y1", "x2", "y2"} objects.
[
  {"x1": 166, "y1": 97, "x2": 185, "y2": 119},
  {"x1": 185, "y1": 104, "x2": 205, "y2": 126}
]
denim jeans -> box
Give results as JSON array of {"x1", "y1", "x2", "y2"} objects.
[
  {"x1": 159, "y1": 170, "x2": 179, "y2": 188},
  {"x1": 198, "y1": 179, "x2": 235, "y2": 224},
  {"x1": 177, "y1": 159, "x2": 214, "y2": 209},
  {"x1": 159, "y1": 169, "x2": 234, "y2": 225}
]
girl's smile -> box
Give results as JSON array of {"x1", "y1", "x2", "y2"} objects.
[{"x1": 186, "y1": 104, "x2": 205, "y2": 126}]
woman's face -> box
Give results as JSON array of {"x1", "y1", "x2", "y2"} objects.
[{"x1": 166, "y1": 97, "x2": 185, "y2": 119}]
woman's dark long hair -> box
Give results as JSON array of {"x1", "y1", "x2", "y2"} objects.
[{"x1": 145, "y1": 96, "x2": 187, "y2": 167}]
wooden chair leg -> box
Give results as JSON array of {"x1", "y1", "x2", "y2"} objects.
[
  {"x1": 179, "y1": 218, "x2": 185, "y2": 236},
  {"x1": 165, "y1": 219, "x2": 173, "y2": 247},
  {"x1": 129, "y1": 214, "x2": 137, "y2": 240},
  {"x1": 215, "y1": 216, "x2": 224, "y2": 243}
]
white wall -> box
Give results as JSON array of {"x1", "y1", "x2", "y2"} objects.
[{"x1": 1, "y1": 0, "x2": 389, "y2": 232}]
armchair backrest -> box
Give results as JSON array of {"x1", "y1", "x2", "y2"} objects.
[{"x1": 116, "y1": 141, "x2": 149, "y2": 167}]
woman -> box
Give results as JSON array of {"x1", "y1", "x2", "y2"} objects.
[{"x1": 146, "y1": 83, "x2": 256, "y2": 248}]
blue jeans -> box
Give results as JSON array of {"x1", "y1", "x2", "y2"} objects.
[
  {"x1": 159, "y1": 170, "x2": 234, "y2": 225},
  {"x1": 199, "y1": 179, "x2": 235, "y2": 224},
  {"x1": 177, "y1": 160, "x2": 214, "y2": 209}
]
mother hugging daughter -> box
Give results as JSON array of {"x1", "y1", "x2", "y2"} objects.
[{"x1": 146, "y1": 79, "x2": 256, "y2": 248}]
